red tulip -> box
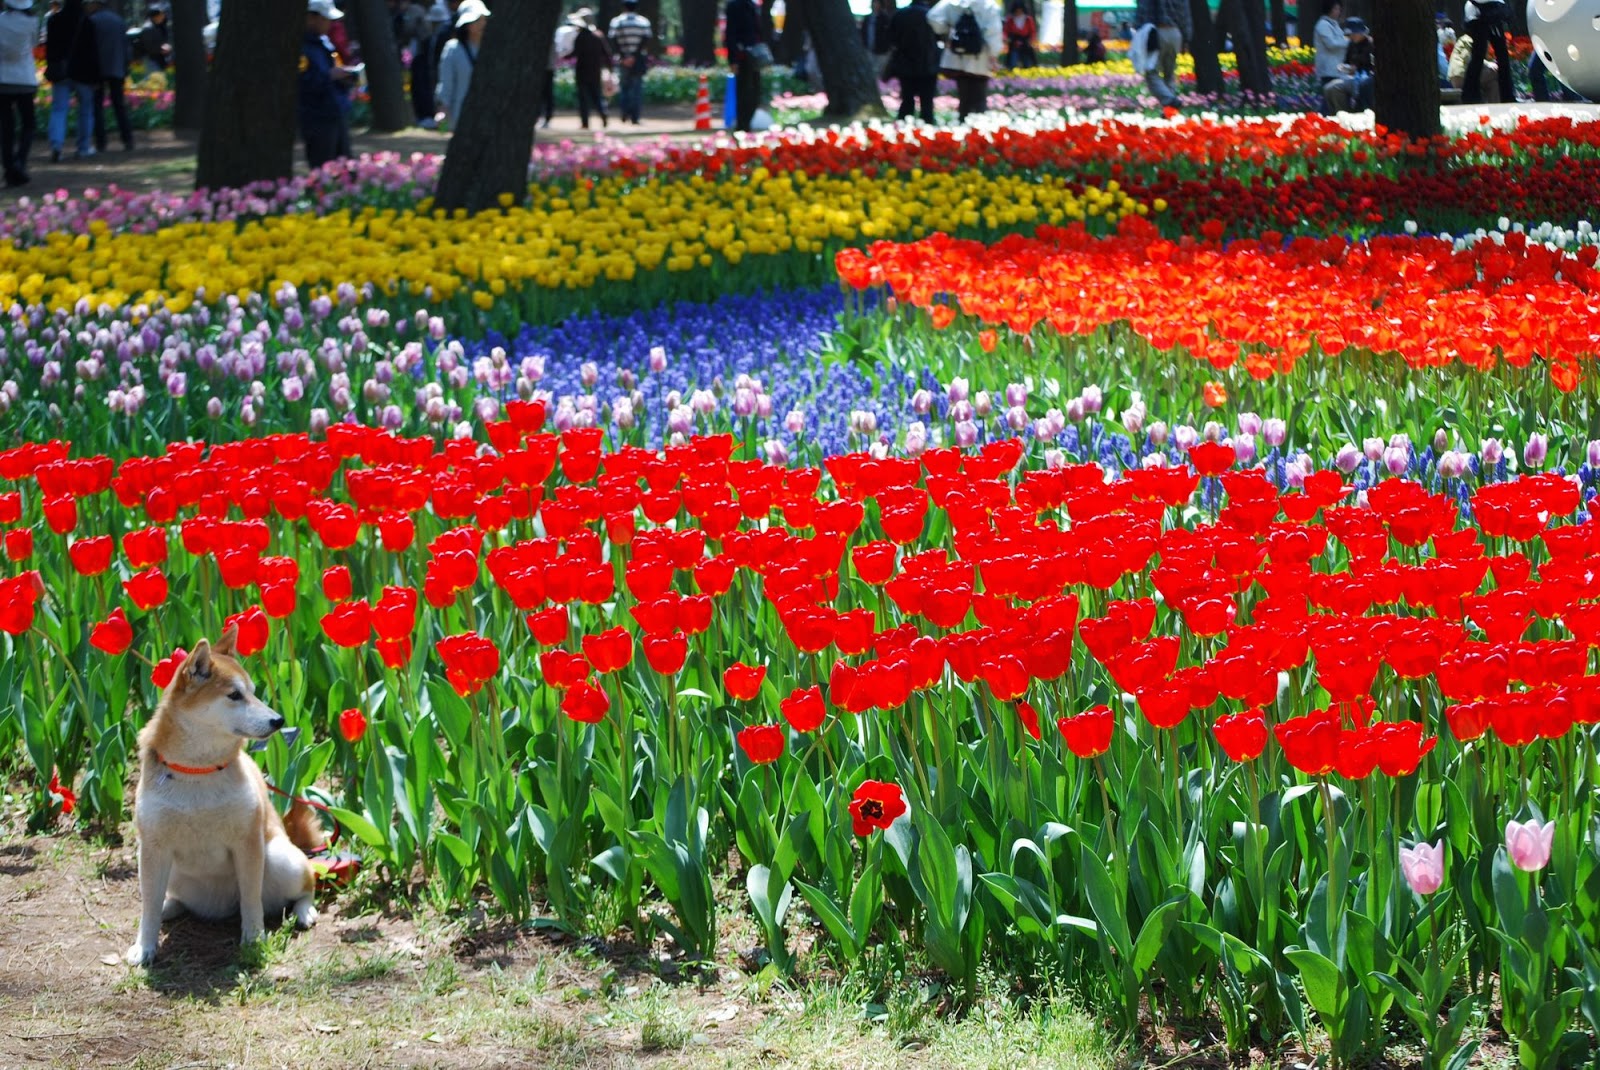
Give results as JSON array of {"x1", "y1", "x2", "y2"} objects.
[
  {"x1": 1058, "y1": 705, "x2": 1114, "y2": 758},
  {"x1": 42, "y1": 495, "x2": 76, "y2": 535},
  {"x1": 151, "y1": 646, "x2": 188, "y2": 689},
  {"x1": 122, "y1": 525, "x2": 167, "y2": 569},
  {"x1": 378, "y1": 512, "x2": 415, "y2": 553},
  {"x1": 562, "y1": 681, "x2": 610, "y2": 723},
  {"x1": 123, "y1": 566, "x2": 168, "y2": 610},
  {"x1": 48, "y1": 771, "x2": 75, "y2": 815},
  {"x1": 0, "y1": 491, "x2": 18, "y2": 524},
  {"x1": 724, "y1": 662, "x2": 767, "y2": 701},
  {"x1": 1189, "y1": 441, "x2": 1237, "y2": 477},
  {"x1": 526, "y1": 607, "x2": 569, "y2": 646},
  {"x1": 339, "y1": 707, "x2": 368, "y2": 743},
  {"x1": 322, "y1": 565, "x2": 352, "y2": 602},
  {"x1": 4, "y1": 527, "x2": 32, "y2": 562},
  {"x1": 68, "y1": 535, "x2": 114, "y2": 576},
  {"x1": 0, "y1": 572, "x2": 39, "y2": 634},
  {"x1": 377, "y1": 637, "x2": 412, "y2": 669},
  {"x1": 582, "y1": 627, "x2": 634, "y2": 674},
  {"x1": 1016, "y1": 700, "x2": 1042, "y2": 741},
  {"x1": 260, "y1": 578, "x2": 298, "y2": 619},
  {"x1": 436, "y1": 632, "x2": 501, "y2": 696},
  {"x1": 371, "y1": 585, "x2": 418, "y2": 641},
  {"x1": 1274, "y1": 711, "x2": 1340, "y2": 776},
  {"x1": 222, "y1": 606, "x2": 270, "y2": 658},
  {"x1": 643, "y1": 634, "x2": 688, "y2": 675},
  {"x1": 1213, "y1": 710, "x2": 1268, "y2": 762},
  {"x1": 90, "y1": 608, "x2": 133, "y2": 655},
  {"x1": 540, "y1": 650, "x2": 591, "y2": 689},
  {"x1": 780, "y1": 686, "x2": 826, "y2": 733},
  {"x1": 736, "y1": 724, "x2": 786, "y2": 764},
  {"x1": 848, "y1": 779, "x2": 908, "y2": 835},
  {"x1": 320, "y1": 600, "x2": 371, "y2": 648}
]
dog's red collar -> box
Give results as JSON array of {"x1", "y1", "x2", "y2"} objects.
[{"x1": 155, "y1": 751, "x2": 232, "y2": 776}]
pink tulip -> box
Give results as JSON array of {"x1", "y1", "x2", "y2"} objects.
[
  {"x1": 1398, "y1": 841, "x2": 1444, "y2": 895},
  {"x1": 1505, "y1": 819, "x2": 1555, "y2": 873}
]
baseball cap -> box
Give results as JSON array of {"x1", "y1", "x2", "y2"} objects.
[{"x1": 307, "y1": 0, "x2": 344, "y2": 19}]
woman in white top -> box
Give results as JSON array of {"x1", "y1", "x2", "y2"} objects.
[
  {"x1": 435, "y1": 0, "x2": 488, "y2": 130},
  {"x1": 925, "y1": 0, "x2": 1002, "y2": 121},
  {"x1": 0, "y1": 0, "x2": 37, "y2": 187}
]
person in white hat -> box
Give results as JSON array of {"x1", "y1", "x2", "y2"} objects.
[
  {"x1": 434, "y1": 0, "x2": 487, "y2": 129},
  {"x1": 299, "y1": 0, "x2": 360, "y2": 170},
  {"x1": 0, "y1": 0, "x2": 36, "y2": 185}
]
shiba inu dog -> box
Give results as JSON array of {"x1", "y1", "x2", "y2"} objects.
[{"x1": 124, "y1": 624, "x2": 320, "y2": 966}]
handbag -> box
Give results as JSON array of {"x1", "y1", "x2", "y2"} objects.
[
  {"x1": 747, "y1": 42, "x2": 774, "y2": 68},
  {"x1": 601, "y1": 68, "x2": 620, "y2": 96}
]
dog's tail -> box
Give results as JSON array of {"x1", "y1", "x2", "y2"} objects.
[{"x1": 284, "y1": 799, "x2": 328, "y2": 855}]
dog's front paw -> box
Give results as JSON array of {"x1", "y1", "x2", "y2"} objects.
[
  {"x1": 125, "y1": 942, "x2": 157, "y2": 967},
  {"x1": 239, "y1": 927, "x2": 264, "y2": 947},
  {"x1": 293, "y1": 900, "x2": 318, "y2": 930}
]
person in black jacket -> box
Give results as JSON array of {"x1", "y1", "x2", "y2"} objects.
[
  {"x1": 45, "y1": 0, "x2": 95, "y2": 159},
  {"x1": 887, "y1": 0, "x2": 939, "y2": 122},
  {"x1": 299, "y1": 0, "x2": 357, "y2": 169},
  {"x1": 134, "y1": 1, "x2": 169, "y2": 69},
  {"x1": 723, "y1": 0, "x2": 762, "y2": 132},
  {"x1": 86, "y1": 0, "x2": 131, "y2": 151},
  {"x1": 860, "y1": 0, "x2": 894, "y2": 79},
  {"x1": 570, "y1": 11, "x2": 610, "y2": 129}
]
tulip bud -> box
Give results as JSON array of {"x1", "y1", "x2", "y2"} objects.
[
  {"x1": 1233, "y1": 432, "x2": 1257, "y2": 465},
  {"x1": 1064, "y1": 398, "x2": 1085, "y2": 424},
  {"x1": 1173, "y1": 424, "x2": 1197, "y2": 452},
  {"x1": 1147, "y1": 420, "x2": 1168, "y2": 446},
  {"x1": 1237, "y1": 411, "x2": 1262, "y2": 436},
  {"x1": 784, "y1": 409, "x2": 805, "y2": 434},
  {"x1": 1433, "y1": 427, "x2": 1449, "y2": 454},
  {"x1": 947, "y1": 377, "x2": 969, "y2": 403},
  {"x1": 1505, "y1": 819, "x2": 1555, "y2": 872},
  {"x1": 1363, "y1": 437, "x2": 1384, "y2": 461},
  {"x1": 1080, "y1": 384, "x2": 1102, "y2": 414},
  {"x1": 954, "y1": 420, "x2": 979, "y2": 448},
  {"x1": 1383, "y1": 445, "x2": 1409, "y2": 476},
  {"x1": 648, "y1": 345, "x2": 668, "y2": 372},
  {"x1": 1005, "y1": 383, "x2": 1028, "y2": 408},
  {"x1": 1523, "y1": 433, "x2": 1548, "y2": 468},
  {"x1": 1263, "y1": 418, "x2": 1287, "y2": 448},
  {"x1": 1006, "y1": 405, "x2": 1029, "y2": 432},
  {"x1": 973, "y1": 391, "x2": 993, "y2": 418},
  {"x1": 1481, "y1": 438, "x2": 1503, "y2": 466},
  {"x1": 1437, "y1": 450, "x2": 1468, "y2": 479},
  {"x1": 1334, "y1": 443, "x2": 1361, "y2": 473},
  {"x1": 1398, "y1": 841, "x2": 1444, "y2": 895}
]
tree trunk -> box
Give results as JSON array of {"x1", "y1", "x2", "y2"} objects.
[
  {"x1": 1297, "y1": 0, "x2": 1317, "y2": 45},
  {"x1": 681, "y1": 0, "x2": 718, "y2": 65},
  {"x1": 345, "y1": 0, "x2": 411, "y2": 132},
  {"x1": 1270, "y1": 0, "x2": 1287, "y2": 46},
  {"x1": 1374, "y1": 0, "x2": 1439, "y2": 139},
  {"x1": 196, "y1": 0, "x2": 305, "y2": 190},
  {"x1": 1189, "y1": 0, "x2": 1224, "y2": 95},
  {"x1": 1230, "y1": 0, "x2": 1272, "y2": 96},
  {"x1": 170, "y1": 0, "x2": 207, "y2": 131},
  {"x1": 434, "y1": 0, "x2": 562, "y2": 213},
  {"x1": 802, "y1": 0, "x2": 884, "y2": 118},
  {"x1": 1059, "y1": 0, "x2": 1078, "y2": 64}
]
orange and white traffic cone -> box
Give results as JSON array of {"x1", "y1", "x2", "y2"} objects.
[{"x1": 694, "y1": 73, "x2": 712, "y2": 131}]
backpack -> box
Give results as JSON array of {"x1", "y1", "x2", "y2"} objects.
[{"x1": 949, "y1": 7, "x2": 984, "y2": 55}]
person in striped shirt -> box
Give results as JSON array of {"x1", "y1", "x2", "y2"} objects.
[{"x1": 608, "y1": 0, "x2": 652, "y2": 124}]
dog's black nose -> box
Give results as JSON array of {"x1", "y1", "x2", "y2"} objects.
[{"x1": 268, "y1": 714, "x2": 285, "y2": 732}]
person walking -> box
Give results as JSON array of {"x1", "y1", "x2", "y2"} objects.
[
  {"x1": 1130, "y1": 20, "x2": 1177, "y2": 106},
  {"x1": 1461, "y1": 0, "x2": 1512, "y2": 105},
  {"x1": 86, "y1": 0, "x2": 131, "y2": 152},
  {"x1": 434, "y1": 0, "x2": 486, "y2": 129},
  {"x1": 45, "y1": 0, "x2": 94, "y2": 160},
  {"x1": 570, "y1": 10, "x2": 610, "y2": 129},
  {"x1": 608, "y1": 0, "x2": 651, "y2": 124},
  {"x1": 1137, "y1": 0, "x2": 1188, "y2": 102},
  {"x1": 723, "y1": 0, "x2": 763, "y2": 132},
  {"x1": 861, "y1": 0, "x2": 895, "y2": 80},
  {"x1": 926, "y1": 0, "x2": 1001, "y2": 121},
  {"x1": 1002, "y1": 1, "x2": 1035, "y2": 69},
  {"x1": 134, "y1": 1, "x2": 169, "y2": 69},
  {"x1": 298, "y1": 0, "x2": 357, "y2": 170},
  {"x1": 0, "y1": 0, "x2": 36, "y2": 186},
  {"x1": 887, "y1": 0, "x2": 939, "y2": 123}
]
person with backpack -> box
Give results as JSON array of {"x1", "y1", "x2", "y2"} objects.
[
  {"x1": 434, "y1": 0, "x2": 485, "y2": 129},
  {"x1": 926, "y1": 0, "x2": 1001, "y2": 121},
  {"x1": 887, "y1": 0, "x2": 940, "y2": 123}
]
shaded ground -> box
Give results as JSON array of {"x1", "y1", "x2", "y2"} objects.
[
  {"x1": 1, "y1": 103, "x2": 703, "y2": 201},
  {"x1": 0, "y1": 825, "x2": 1120, "y2": 1070}
]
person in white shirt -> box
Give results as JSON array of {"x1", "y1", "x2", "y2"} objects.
[
  {"x1": 926, "y1": 0, "x2": 1002, "y2": 120},
  {"x1": 0, "y1": 0, "x2": 36, "y2": 186},
  {"x1": 434, "y1": 0, "x2": 487, "y2": 129}
]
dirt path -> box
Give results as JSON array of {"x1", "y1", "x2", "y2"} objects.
[{"x1": 2, "y1": 104, "x2": 705, "y2": 201}]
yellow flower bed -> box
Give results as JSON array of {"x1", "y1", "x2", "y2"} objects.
[
  {"x1": 0, "y1": 171, "x2": 1151, "y2": 312},
  {"x1": 1008, "y1": 44, "x2": 1312, "y2": 80}
]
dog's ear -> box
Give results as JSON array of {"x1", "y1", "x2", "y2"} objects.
[
  {"x1": 214, "y1": 623, "x2": 239, "y2": 658},
  {"x1": 182, "y1": 639, "x2": 214, "y2": 683}
]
